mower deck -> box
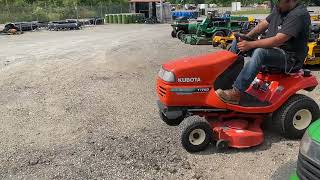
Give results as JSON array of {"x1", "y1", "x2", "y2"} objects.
[
  {"x1": 210, "y1": 118, "x2": 264, "y2": 148},
  {"x1": 158, "y1": 101, "x2": 266, "y2": 148}
]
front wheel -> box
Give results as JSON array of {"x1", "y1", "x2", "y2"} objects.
[
  {"x1": 216, "y1": 139, "x2": 229, "y2": 151},
  {"x1": 171, "y1": 30, "x2": 177, "y2": 38},
  {"x1": 272, "y1": 94, "x2": 320, "y2": 139},
  {"x1": 179, "y1": 116, "x2": 213, "y2": 152}
]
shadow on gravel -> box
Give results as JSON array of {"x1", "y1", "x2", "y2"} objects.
[
  {"x1": 196, "y1": 116, "x2": 300, "y2": 155},
  {"x1": 270, "y1": 159, "x2": 297, "y2": 180}
]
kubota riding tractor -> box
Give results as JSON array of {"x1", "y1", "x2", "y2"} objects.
[{"x1": 157, "y1": 34, "x2": 320, "y2": 152}]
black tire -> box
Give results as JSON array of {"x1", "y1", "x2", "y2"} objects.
[
  {"x1": 179, "y1": 116, "x2": 213, "y2": 152},
  {"x1": 212, "y1": 31, "x2": 225, "y2": 37},
  {"x1": 212, "y1": 41, "x2": 219, "y2": 47},
  {"x1": 272, "y1": 94, "x2": 320, "y2": 139},
  {"x1": 159, "y1": 111, "x2": 184, "y2": 126},
  {"x1": 216, "y1": 139, "x2": 229, "y2": 151},
  {"x1": 176, "y1": 30, "x2": 185, "y2": 40},
  {"x1": 171, "y1": 30, "x2": 177, "y2": 38},
  {"x1": 219, "y1": 43, "x2": 226, "y2": 49},
  {"x1": 212, "y1": 31, "x2": 226, "y2": 48}
]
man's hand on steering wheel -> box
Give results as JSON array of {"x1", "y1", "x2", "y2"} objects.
[
  {"x1": 234, "y1": 33, "x2": 256, "y2": 52},
  {"x1": 237, "y1": 40, "x2": 255, "y2": 52}
]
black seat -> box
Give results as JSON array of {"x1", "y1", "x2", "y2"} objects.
[
  {"x1": 260, "y1": 66, "x2": 284, "y2": 74},
  {"x1": 260, "y1": 66, "x2": 313, "y2": 77},
  {"x1": 260, "y1": 66, "x2": 301, "y2": 74}
]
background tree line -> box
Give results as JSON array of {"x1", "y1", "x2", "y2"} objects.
[
  {"x1": 0, "y1": 0, "x2": 128, "y2": 6},
  {"x1": 168, "y1": 0, "x2": 313, "y2": 6},
  {"x1": 0, "y1": 0, "x2": 316, "y2": 23},
  {"x1": 0, "y1": 0, "x2": 315, "y2": 6},
  {"x1": 0, "y1": 0, "x2": 129, "y2": 23}
]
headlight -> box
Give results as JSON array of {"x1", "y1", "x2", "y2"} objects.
[
  {"x1": 300, "y1": 132, "x2": 312, "y2": 156},
  {"x1": 158, "y1": 67, "x2": 176, "y2": 82},
  {"x1": 300, "y1": 132, "x2": 320, "y2": 164}
]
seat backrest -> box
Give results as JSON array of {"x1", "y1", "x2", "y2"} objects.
[
  {"x1": 260, "y1": 66, "x2": 283, "y2": 74},
  {"x1": 260, "y1": 66, "x2": 301, "y2": 75}
]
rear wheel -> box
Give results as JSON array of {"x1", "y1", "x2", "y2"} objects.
[
  {"x1": 212, "y1": 31, "x2": 226, "y2": 48},
  {"x1": 177, "y1": 30, "x2": 185, "y2": 40},
  {"x1": 180, "y1": 116, "x2": 213, "y2": 152},
  {"x1": 272, "y1": 94, "x2": 320, "y2": 139},
  {"x1": 212, "y1": 31, "x2": 225, "y2": 38}
]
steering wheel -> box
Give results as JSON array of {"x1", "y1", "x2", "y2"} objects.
[
  {"x1": 234, "y1": 33, "x2": 255, "y2": 42},
  {"x1": 234, "y1": 33, "x2": 255, "y2": 56}
]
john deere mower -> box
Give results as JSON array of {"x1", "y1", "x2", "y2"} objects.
[
  {"x1": 180, "y1": 15, "x2": 251, "y2": 45},
  {"x1": 171, "y1": 16, "x2": 201, "y2": 38}
]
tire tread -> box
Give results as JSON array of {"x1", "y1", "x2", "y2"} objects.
[
  {"x1": 179, "y1": 116, "x2": 212, "y2": 152},
  {"x1": 273, "y1": 94, "x2": 320, "y2": 139}
]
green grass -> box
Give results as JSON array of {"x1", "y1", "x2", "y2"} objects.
[{"x1": 232, "y1": 9, "x2": 271, "y2": 15}]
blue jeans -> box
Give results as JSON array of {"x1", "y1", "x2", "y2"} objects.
[{"x1": 230, "y1": 39, "x2": 289, "y2": 92}]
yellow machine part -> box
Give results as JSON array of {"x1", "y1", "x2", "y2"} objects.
[
  {"x1": 305, "y1": 41, "x2": 320, "y2": 65},
  {"x1": 248, "y1": 16, "x2": 255, "y2": 22},
  {"x1": 212, "y1": 34, "x2": 235, "y2": 49},
  {"x1": 310, "y1": 15, "x2": 320, "y2": 21}
]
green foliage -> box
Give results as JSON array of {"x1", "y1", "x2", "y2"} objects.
[
  {"x1": 168, "y1": 0, "x2": 312, "y2": 6},
  {"x1": 0, "y1": 0, "x2": 314, "y2": 23},
  {"x1": 0, "y1": 0, "x2": 128, "y2": 23}
]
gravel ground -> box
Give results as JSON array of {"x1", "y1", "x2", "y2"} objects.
[{"x1": 0, "y1": 24, "x2": 319, "y2": 180}]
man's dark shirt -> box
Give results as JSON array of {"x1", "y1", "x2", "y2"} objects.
[{"x1": 266, "y1": 3, "x2": 311, "y2": 68}]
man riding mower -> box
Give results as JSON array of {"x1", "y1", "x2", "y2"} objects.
[{"x1": 157, "y1": 0, "x2": 320, "y2": 152}]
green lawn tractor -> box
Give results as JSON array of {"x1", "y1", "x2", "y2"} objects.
[
  {"x1": 180, "y1": 16, "x2": 250, "y2": 45},
  {"x1": 170, "y1": 16, "x2": 201, "y2": 38},
  {"x1": 290, "y1": 119, "x2": 320, "y2": 180}
]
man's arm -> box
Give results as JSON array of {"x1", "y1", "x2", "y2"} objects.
[
  {"x1": 250, "y1": 33, "x2": 291, "y2": 48},
  {"x1": 238, "y1": 33, "x2": 291, "y2": 52},
  {"x1": 239, "y1": 13, "x2": 309, "y2": 52},
  {"x1": 246, "y1": 20, "x2": 269, "y2": 38}
]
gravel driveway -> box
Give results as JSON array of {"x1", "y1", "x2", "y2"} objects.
[{"x1": 0, "y1": 24, "x2": 319, "y2": 180}]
